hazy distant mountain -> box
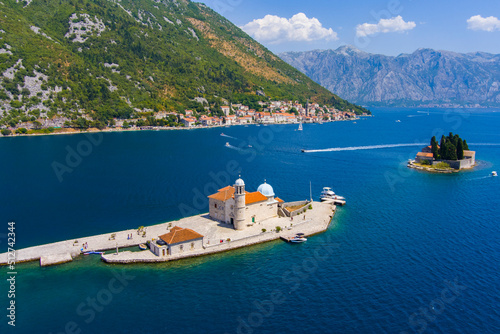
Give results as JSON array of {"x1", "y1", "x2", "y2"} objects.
[{"x1": 280, "y1": 46, "x2": 500, "y2": 107}]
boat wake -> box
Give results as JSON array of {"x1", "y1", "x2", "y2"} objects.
[
  {"x1": 302, "y1": 143, "x2": 427, "y2": 153},
  {"x1": 468, "y1": 143, "x2": 500, "y2": 146},
  {"x1": 468, "y1": 176, "x2": 493, "y2": 181},
  {"x1": 221, "y1": 133, "x2": 237, "y2": 139},
  {"x1": 225, "y1": 143, "x2": 244, "y2": 151}
]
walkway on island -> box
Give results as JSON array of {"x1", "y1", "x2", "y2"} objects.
[{"x1": 0, "y1": 201, "x2": 336, "y2": 266}]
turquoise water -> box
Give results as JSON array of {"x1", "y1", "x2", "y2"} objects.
[{"x1": 1, "y1": 108, "x2": 499, "y2": 333}]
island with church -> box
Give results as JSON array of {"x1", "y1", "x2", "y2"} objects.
[
  {"x1": 0, "y1": 177, "x2": 338, "y2": 267},
  {"x1": 408, "y1": 133, "x2": 476, "y2": 173}
]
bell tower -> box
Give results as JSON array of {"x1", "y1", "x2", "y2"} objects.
[{"x1": 233, "y1": 176, "x2": 246, "y2": 230}]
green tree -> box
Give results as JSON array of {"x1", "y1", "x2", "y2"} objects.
[
  {"x1": 431, "y1": 136, "x2": 439, "y2": 159},
  {"x1": 32, "y1": 121, "x2": 42, "y2": 130},
  {"x1": 445, "y1": 141, "x2": 458, "y2": 160},
  {"x1": 457, "y1": 138, "x2": 464, "y2": 160},
  {"x1": 463, "y1": 140, "x2": 469, "y2": 150},
  {"x1": 1, "y1": 129, "x2": 12, "y2": 136},
  {"x1": 16, "y1": 128, "x2": 28, "y2": 134},
  {"x1": 439, "y1": 135, "x2": 447, "y2": 159}
]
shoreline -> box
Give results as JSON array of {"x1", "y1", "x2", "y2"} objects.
[
  {"x1": 0, "y1": 117, "x2": 364, "y2": 139},
  {"x1": 0, "y1": 201, "x2": 337, "y2": 267},
  {"x1": 407, "y1": 160, "x2": 477, "y2": 173}
]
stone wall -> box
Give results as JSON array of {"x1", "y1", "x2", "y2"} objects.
[
  {"x1": 281, "y1": 200, "x2": 311, "y2": 217},
  {"x1": 432, "y1": 157, "x2": 474, "y2": 170}
]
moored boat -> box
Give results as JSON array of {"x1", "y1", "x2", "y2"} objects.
[
  {"x1": 320, "y1": 187, "x2": 345, "y2": 201},
  {"x1": 289, "y1": 233, "x2": 307, "y2": 243},
  {"x1": 139, "y1": 244, "x2": 148, "y2": 250}
]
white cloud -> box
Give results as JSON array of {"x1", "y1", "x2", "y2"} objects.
[
  {"x1": 241, "y1": 13, "x2": 338, "y2": 44},
  {"x1": 356, "y1": 15, "x2": 416, "y2": 37},
  {"x1": 467, "y1": 15, "x2": 500, "y2": 32}
]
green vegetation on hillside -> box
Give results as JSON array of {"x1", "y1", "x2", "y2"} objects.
[{"x1": 0, "y1": 0, "x2": 368, "y2": 130}]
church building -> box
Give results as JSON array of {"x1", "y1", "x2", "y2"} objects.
[{"x1": 208, "y1": 177, "x2": 283, "y2": 230}]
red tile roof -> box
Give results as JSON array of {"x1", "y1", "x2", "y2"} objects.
[
  {"x1": 208, "y1": 186, "x2": 235, "y2": 201},
  {"x1": 245, "y1": 191, "x2": 268, "y2": 205},
  {"x1": 275, "y1": 197, "x2": 284, "y2": 203},
  {"x1": 417, "y1": 152, "x2": 434, "y2": 158},
  {"x1": 159, "y1": 227, "x2": 204, "y2": 245}
]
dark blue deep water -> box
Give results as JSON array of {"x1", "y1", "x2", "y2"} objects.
[{"x1": 1, "y1": 108, "x2": 499, "y2": 334}]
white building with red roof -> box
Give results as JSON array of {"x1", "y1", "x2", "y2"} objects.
[
  {"x1": 150, "y1": 226, "x2": 204, "y2": 257},
  {"x1": 208, "y1": 177, "x2": 282, "y2": 230}
]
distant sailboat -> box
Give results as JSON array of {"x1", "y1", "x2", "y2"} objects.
[{"x1": 298, "y1": 122, "x2": 303, "y2": 131}]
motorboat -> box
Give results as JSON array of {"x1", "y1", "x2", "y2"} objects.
[
  {"x1": 396, "y1": 120, "x2": 401, "y2": 123},
  {"x1": 225, "y1": 142, "x2": 230, "y2": 147},
  {"x1": 289, "y1": 233, "x2": 307, "y2": 243},
  {"x1": 492, "y1": 171, "x2": 498, "y2": 177},
  {"x1": 139, "y1": 244, "x2": 148, "y2": 250},
  {"x1": 320, "y1": 187, "x2": 345, "y2": 201}
]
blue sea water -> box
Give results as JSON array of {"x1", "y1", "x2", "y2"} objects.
[{"x1": 0, "y1": 108, "x2": 499, "y2": 334}]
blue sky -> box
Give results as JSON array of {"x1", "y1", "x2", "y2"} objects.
[{"x1": 201, "y1": 0, "x2": 500, "y2": 56}]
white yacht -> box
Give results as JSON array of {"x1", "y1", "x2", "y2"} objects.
[
  {"x1": 297, "y1": 122, "x2": 303, "y2": 131},
  {"x1": 225, "y1": 142, "x2": 230, "y2": 147},
  {"x1": 492, "y1": 171, "x2": 498, "y2": 177},
  {"x1": 320, "y1": 187, "x2": 345, "y2": 201},
  {"x1": 289, "y1": 233, "x2": 307, "y2": 243}
]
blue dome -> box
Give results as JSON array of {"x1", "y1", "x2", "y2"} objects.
[
  {"x1": 257, "y1": 181, "x2": 275, "y2": 197},
  {"x1": 235, "y1": 178, "x2": 245, "y2": 186}
]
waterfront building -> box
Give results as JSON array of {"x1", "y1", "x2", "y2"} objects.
[
  {"x1": 150, "y1": 226, "x2": 204, "y2": 257},
  {"x1": 208, "y1": 178, "x2": 281, "y2": 230}
]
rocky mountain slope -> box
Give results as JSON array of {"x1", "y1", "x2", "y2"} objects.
[
  {"x1": 0, "y1": 0, "x2": 367, "y2": 129},
  {"x1": 280, "y1": 46, "x2": 500, "y2": 107}
]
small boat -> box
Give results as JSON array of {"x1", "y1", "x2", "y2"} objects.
[
  {"x1": 139, "y1": 244, "x2": 148, "y2": 250},
  {"x1": 225, "y1": 142, "x2": 230, "y2": 147},
  {"x1": 297, "y1": 122, "x2": 303, "y2": 131},
  {"x1": 83, "y1": 251, "x2": 104, "y2": 255},
  {"x1": 289, "y1": 234, "x2": 307, "y2": 243},
  {"x1": 320, "y1": 187, "x2": 345, "y2": 201},
  {"x1": 492, "y1": 171, "x2": 498, "y2": 177},
  {"x1": 248, "y1": 145, "x2": 252, "y2": 148},
  {"x1": 396, "y1": 120, "x2": 401, "y2": 123}
]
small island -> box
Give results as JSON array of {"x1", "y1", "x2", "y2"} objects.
[{"x1": 408, "y1": 132, "x2": 476, "y2": 173}]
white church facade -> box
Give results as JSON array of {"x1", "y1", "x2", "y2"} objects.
[{"x1": 208, "y1": 178, "x2": 284, "y2": 230}]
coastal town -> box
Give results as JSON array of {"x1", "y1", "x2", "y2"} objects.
[{"x1": 0, "y1": 100, "x2": 367, "y2": 136}]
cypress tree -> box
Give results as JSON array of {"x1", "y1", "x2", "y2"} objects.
[
  {"x1": 463, "y1": 140, "x2": 469, "y2": 150},
  {"x1": 446, "y1": 142, "x2": 458, "y2": 160},
  {"x1": 457, "y1": 138, "x2": 464, "y2": 160},
  {"x1": 431, "y1": 136, "x2": 439, "y2": 159},
  {"x1": 440, "y1": 135, "x2": 447, "y2": 159}
]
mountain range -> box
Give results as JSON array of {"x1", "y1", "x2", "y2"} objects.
[
  {"x1": 0, "y1": 0, "x2": 367, "y2": 129},
  {"x1": 280, "y1": 46, "x2": 500, "y2": 107}
]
